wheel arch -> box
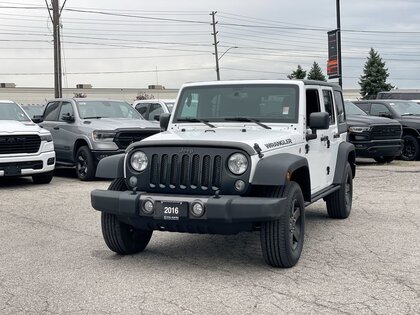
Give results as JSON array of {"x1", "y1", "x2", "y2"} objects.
[
  {"x1": 251, "y1": 153, "x2": 311, "y2": 202},
  {"x1": 73, "y1": 138, "x2": 91, "y2": 160},
  {"x1": 333, "y1": 142, "x2": 356, "y2": 185},
  {"x1": 402, "y1": 127, "x2": 420, "y2": 138}
]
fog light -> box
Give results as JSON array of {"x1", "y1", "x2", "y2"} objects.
[
  {"x1": 129, "y1": 176, "x2": 138, "y2": 188},
  {"x1": 191, "y1": 201, "x2": 205, "y2": 217},
  {"x1": 143, "y1": 200, "x2": 154, "y2": 214},
  {"x1": 47, "y1": 157, "x2": 55, "y2": 165},
  {"x1": 234, "y1": 180, "x2": 246, "y2": 192}
]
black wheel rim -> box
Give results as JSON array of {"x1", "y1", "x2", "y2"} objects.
[
  {"x1": 402, "y1": 137, "x2": 416, "y2": 160},
  {"x1": 289, "y1": 199, "x2": 302, "y2": 250},
  {"x1": 77, "y1": 152, "x2": 88, "y2": 177}
]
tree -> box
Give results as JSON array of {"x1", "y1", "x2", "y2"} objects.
[
  {"x1": 307, "y1": 61, "x2": 326, "y2": 81},
  {"x1": 359, "y1": 48, "x2": 393, "y2": 99},
  {"x1": 136, "y1": 92, "x2": 155, "y2": 100},
  {"x1": 287, "y1": 65, "x2": 306, "y2": 79}
]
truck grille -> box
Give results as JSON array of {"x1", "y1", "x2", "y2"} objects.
[
  {"x1": 114, "y1": 129, "x2": 160, "y2": 149},
  {"x1": 0, "y1": 135, "x2": 41, "y2": 154},
  {"x1": 149, "y1": 153, "x2": 222, "y2": 191},
  {"x1": 371, "y1": 125, "x2": 402, "y2": 140}
]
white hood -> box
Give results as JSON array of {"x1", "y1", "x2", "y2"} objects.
[
  {"x1": 0, "y1": 120, "x2": 49, "y2": 135},
  {"x1": 141, "y1": 127, "x2": 302, "y2": 153}
]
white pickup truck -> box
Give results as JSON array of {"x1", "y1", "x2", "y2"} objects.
[{"x1": 0, "y1": 100, "x2": 55, "y2": 184}]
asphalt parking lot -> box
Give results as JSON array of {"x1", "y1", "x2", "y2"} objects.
[{"x1": 0, "y1": 161, "x2": 419, "y2": 314}]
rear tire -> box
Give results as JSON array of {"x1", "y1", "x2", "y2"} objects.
[
  {"x1": 260, "y1": 181, "x2": 305, "y2": 268},
  {"x1": 374, "y1": 156, "x2": 395, "y2": 163},
  {"x1": 325, "y1": 162, "x2": 353, "y2": 219},
  {"x1": 32, "y1": 171, "x2": 53, "y2": 184},
  {"x1": 101, "y1": 178, "x2": 153, "y2": 255},
  {"x1": 75, "y1": 146, "x2": 96, "y2": 181},
  {"x1": 401, "y1": 135, "x2": 419, "y2": 161}
]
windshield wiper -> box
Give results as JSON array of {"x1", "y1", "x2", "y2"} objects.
[
  {"x1": 224, "y1": 117, "x2": 271, "y2": 129},
  {"x1": 401, "y1": 113, "x2": 414, "y2": 116},
  {"x1": 83, "y1": 116, "x2": 106, "y2": 119},
  {"x1": 177, "y1": 118, "x2": 216, "y2": 128}
]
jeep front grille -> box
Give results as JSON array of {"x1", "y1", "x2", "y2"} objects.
[
  {"x1": 149, "y1": 153, "x2": 222, "y2": 191},
  {"x1": 114, "y1": 129, "x2": 160, "y2": 149},
  {"x1": 371, "y1": 125, "x2": 402, "y2": 140},
  {"x1": 0, "y1": 135, "x2": 41, "y2": 154}
]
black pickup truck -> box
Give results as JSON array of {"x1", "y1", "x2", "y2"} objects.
[{"x1": 345, "y1": 101, "x2": 402, "y2": 163}]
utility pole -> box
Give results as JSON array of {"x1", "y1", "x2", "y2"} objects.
[
  {"x1": 46, "y1": 0, "x2": 65, "y2": 98},
  {"x1": 210, "y1": 11, "x2": 220, "y2": 80},
  {"x1": 336, "y1": 0, "x2": 343, "y2": 87}
]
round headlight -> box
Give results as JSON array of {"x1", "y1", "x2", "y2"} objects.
[
  {"x1": 130, "y1": 151, "x2": 148, "y2": 172},
  {"x1": 228, "y1": 153, "x2": 248, "y2": 175}
]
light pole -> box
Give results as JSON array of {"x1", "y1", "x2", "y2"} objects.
[{"x1": 215, "y1": 46, "x2": 238, "y2": 80}]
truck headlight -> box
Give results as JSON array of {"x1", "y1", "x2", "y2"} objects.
[
  {"x1": 130, "y1": 151, "x2": 148, "y2": 172},
  {"x1": 40, "y1": 134, "x2": 53, "y2": 142},
  {"x1": 228, "y1": 153, "x2": 248, "y2": 175},
  {"x1": 348, "y1": 126, "x2": 370, "y2": 133},
  {"x1": 92, "y1": 130, "x2": 116, "y2": 142}
]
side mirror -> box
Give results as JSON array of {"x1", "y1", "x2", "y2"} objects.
[
  {"x1": 32, "y1": 115, "x2": 44, "y2": 123},
  {"x1": 153, "y1": 114, "x2": 161, "y2": 121},
  {"x1": 61, "y1": 113, "x2": 75, "y2": 122},
  {"x1": 379, "y1": 112, "x2": 392, "y2": 119},
  {"x1": 160, "y1": 113, "x2": 171, "y2": 130},
  {"x1": 306, "y1": 112, "x2": 329, "y2": 141}
]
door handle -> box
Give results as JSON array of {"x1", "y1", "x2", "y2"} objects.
[{"x1": 53, "y1": 126, "x2": 60, "y2": 130}]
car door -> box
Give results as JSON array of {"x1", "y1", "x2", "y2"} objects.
[
  {"x1": 54, "y1": 101, "x2": 76, "y2": 162},
  {"x1": 135, "y1": 103, "x2": 150, "y2": 119},
  {"x1": 148, "y1": 103, "x2": 165, "y2": 121},
  {"x1": 304, "y1": 87, "x2": 328, "y2": 193},
  {"x1": 369, "y1": 103, "x2": 394, "y2": 119}
]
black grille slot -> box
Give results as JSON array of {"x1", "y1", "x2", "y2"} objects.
[
  {"x1": 0, "y1": 135, "x2": 41, "y2": 154},
  {"x1": 114, "y1": 130, "x2": 160, "y2": 149},
  {"x1": 148, "y1": 152, "x2": 223, "y2": 192},
  {"x1": 371, "y1": 125, "x2": 402, "y2": 140},
  {"x1": 212, "y1": 156, "x2": 222, "y2": 189}
]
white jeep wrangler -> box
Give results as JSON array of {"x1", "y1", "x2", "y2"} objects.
[
  {"x1": 0, "y1": 100, "x2": 55, "y2": 184},
  {"x1": 91, "y1": 80, "x2": 356, "y2": 268}
]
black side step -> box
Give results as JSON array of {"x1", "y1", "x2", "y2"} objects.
[{"x1": 305, "y1": 184, "x2": 340, "y2": 207}]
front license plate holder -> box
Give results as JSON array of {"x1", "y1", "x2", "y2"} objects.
[
  {"x1": 154, "y1": 201, "x2": 188, "y2": 221},
  {"x1": 4, "y1": 166, "x2": 22, "y2": 176}
]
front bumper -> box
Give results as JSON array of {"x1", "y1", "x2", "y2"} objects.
[
  {"x1": 0, "y1": 150, "x2": 55, "y2": 177},
  {"x1": 91, "y1": 190, "x2": 287, "y2": 233},
  {"x1": 352, "y1": 139, "x2": 403, "y2": 158}
]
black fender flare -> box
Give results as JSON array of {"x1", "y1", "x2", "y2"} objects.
[
  {"x1": 251, "y1": 153, "x2": 310, "y2": 201},
  {"x1": 95, "y1": 154, "x2": 125, "y2": 179},
  {"x1": 333, "y1": 142, "x2": 356, "y2": 184}
]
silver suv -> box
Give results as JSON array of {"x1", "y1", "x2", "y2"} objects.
[{"x1": 36, "y1": 98, "x2": 160, "y2": 180}]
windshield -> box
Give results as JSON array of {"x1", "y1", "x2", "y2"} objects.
[
  {"x1": 0, "y1": 102, "x2": 31, "y2": 122},
  {"x1": 77, "y1": 100, "x2": 142, "y2": 119},
  {"x1": 173, "y1": 84, "x2": 299, "y2": 123},
  {"x1": 344, "y1": 101, "x2": 367, "y2": 116},
  {"x1": 388, "y1": 101, "x2": 420, "y2": 115}
]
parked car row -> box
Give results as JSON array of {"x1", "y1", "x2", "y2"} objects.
[{"x1": 2, "y1": 87, "x2": 420, "y2": 186}]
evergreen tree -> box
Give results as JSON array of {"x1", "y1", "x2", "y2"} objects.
[
  {"x1": 307, "y1": 61, "x2": 326, "y2": 81},
  {"x1": 359, "y1": 48, "x2": 393, "y2": 99},
  {"x1": 287, "y1": 65, "x2": 306, "y2": 79}
]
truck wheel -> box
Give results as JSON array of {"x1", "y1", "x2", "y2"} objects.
[
  {"x1": 401, "y1": 135, "x2": 419, "y2": 161},
  {"x1": 374, "y1": 156, "x2": 395, "y2": 163},
  {"x1": 325, "y1": 162, "x2": 353, "y2": 219},
  {"x1": 260, "y1": 181, "x2": 305, "y2": 268},
  {"x1": 101, "y1": 178, "x2": 153, "y2": 255},
  {"x1": 32, "y1": 171, "x2": 53, "y2": 184},
  {"x1": 75, "y1": 146, "x2": 96, "y2": 181}
]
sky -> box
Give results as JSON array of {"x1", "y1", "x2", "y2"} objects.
[{"x1": 1, "y1": 0, "x2": 420, "y2": 90}]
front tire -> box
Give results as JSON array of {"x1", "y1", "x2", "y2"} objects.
[
  {"x1": 260, "y1": 181, "x2": 305, "y2": 268},
  {"x1": 32, "y1": 171, "x2": 53, "y2": 184},
  {"x1": 75, "y1": 146, "x2": 96, "y2": 181},
  {"x1": 101, "y1": 178, "x2": 153, "y2": 255},
  {"x1": 401, "y1": 135, "x2": 419, "y2": 161},
  {"x1": 325, "y1": 162, "x2": 353, "y2": 219}
]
